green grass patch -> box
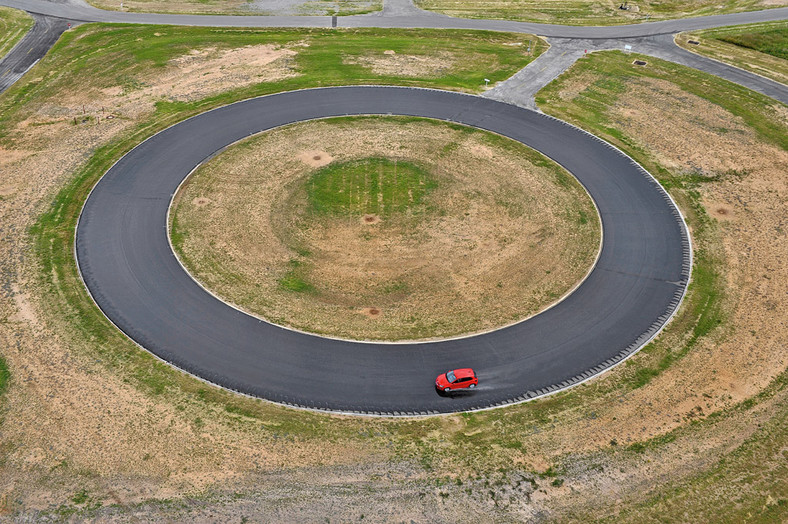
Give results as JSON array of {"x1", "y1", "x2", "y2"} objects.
[
  {"x1": 718, "y1": 25, "x2": 788, "y2": 60},
  {"x1": 0, "y1": 6, "x2": 33, "y2": 60},
  {"x1": 307, "y1": 157, "x2": 437, "y2": 217},
  {"x1": 0, "y1": 355, "x2": 9, "y2": 399},
  {"x1": 677, "y1": 22, "x2": 788, "y2": 85},
  {"x1": 279, "y1": 269, "x2": 315, "y2": 293}
]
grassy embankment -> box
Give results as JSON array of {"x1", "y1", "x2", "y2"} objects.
[
  {"x1": 414, "y1": 0, "x2": 783, "y2": 26},
  {"x1": 0, "y1": 6, "x2": 33, "y2": 59},
  {"x1": 677, "y1": 21, "x2": 788, "y2": 85},
  {"x1": 536, "y1": 50, "x2": 788, "y2": 521}
]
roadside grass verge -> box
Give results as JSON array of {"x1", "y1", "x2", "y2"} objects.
[
  {"x1": 676, "y1": 21, "x2": 788, "y2": 85},
  {"x1": 0, "y1": 6, "x2": 33, "y2": 60},
  {"x1": 0, "y1": 24, "x2": 544, "y2": 122},
  {"x1": 414, "y1": 0, "x2": 780, "y2": 26},
  {"x1": 716, "y1": 22, "x2": 788, "y2": 59},
  {"x1": 537, "y1": 50, "x2": 785, "y2": 391},
  {"x1": 534, "y1": 50, "x2": 788, "y2": 520}
]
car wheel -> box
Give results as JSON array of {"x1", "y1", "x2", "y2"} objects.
[
  {"x1": 469, "y1": 384, "x2": 476, "y2": 389},
  {"x1": 444, "y1": 387, "x2": 451, "y2": 392}
]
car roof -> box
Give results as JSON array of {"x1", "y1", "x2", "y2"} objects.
[{"x1": 451, "y1": 368, "x2": 475, "y2": 378}]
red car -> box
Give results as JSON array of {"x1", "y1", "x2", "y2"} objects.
[{"x1": 436, "y1": 368, "x2": 478, "y2": 392}]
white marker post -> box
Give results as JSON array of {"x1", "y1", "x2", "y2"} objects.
[{"x1": 484, "y1": 78, "x2": 490, "y2": 88}]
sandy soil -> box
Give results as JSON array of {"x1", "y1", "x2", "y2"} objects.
[
  {"x1": 344, "y1": 51, "x2": 457, "y2": 77},
  {"x1": 92, "y1": 43, "x2": 298, "y2": 118},
  {"x1": 172, "y1": 117, "x2": 600, "y2": 340},
  {"x1": 1, "y1": 36, "x2": 787, "y2": 520}
]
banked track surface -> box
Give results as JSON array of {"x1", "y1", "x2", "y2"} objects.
[{"x1": 76, "y1": 86, "x2": 690, "y2": 415}]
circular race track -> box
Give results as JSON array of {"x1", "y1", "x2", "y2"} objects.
[{"x1": 75, "y1": 86, "x2": 691, "y2": 415}]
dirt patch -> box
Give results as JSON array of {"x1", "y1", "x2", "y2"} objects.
[
  {"x1": 467, "y1": 143, "x2": 494, "y2": 159},
  {"x1": 298, "y1": 150, "x2": 334, "y2": 167},
  {"x1": 554, "y1": 69, "x2": 599, "y2": 101},
  {"x1": 172, "y1": 117, "x2": 600, "y2": 341},
  {"x1": 192, "y1": 197, "x2": 212, "y2": 207},
  {"x1": 9, "y1": 285, "x2": 38, "y2": 326},
  {"x1": 56, "y1": 44, "x2": 299, "y2": 121},
  {"x1": 344, "y1": 52, "x2": 454, "y2": 77},
  {"x1": 0, "y1": 148, "x2": 32, "y2": 166},
  {"x1": 359, "y1": 307, "x2": 382, "y2": 318},
  {"x1": 703, "y1": 199, "x2": 734, "y2": 220}
]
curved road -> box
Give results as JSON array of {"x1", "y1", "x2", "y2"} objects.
[{"x1": 76, "y1": 86, "x2": 691, "y2": 415}]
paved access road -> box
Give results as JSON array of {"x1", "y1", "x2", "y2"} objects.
[
  {"x1": 0, "y1": 14, "x2": 73, "y2": 93},
  {"x1": 75, "y1": 86, "x2": 691, "y2": 415},
  {"x1": 1, "y1": 0, "x2": 788, "y2": 37}
]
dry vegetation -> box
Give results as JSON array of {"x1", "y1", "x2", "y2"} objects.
[
  {"x1": 171, "y1": 117, "x2": 599, "y2": 340},
  {"x1": 676, "y1": 21, "x2": 788, "y2": 85},
  {"x1": 0, "y1": 23, "x2": 786, "y2": 521}
]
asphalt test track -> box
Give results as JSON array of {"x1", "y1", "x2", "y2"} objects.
[{"x1": 75, "y1": 86, "x2": 691, "y2": 414}]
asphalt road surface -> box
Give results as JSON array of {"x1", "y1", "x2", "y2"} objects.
[
  {"x1": 75, "y1": 86, "x2": 691, "y2": 415},
  {"x1": 0, "y1": 14, "x2": 73, "y2": 93},
  {"x1": 2, "y1": 0, "x2": 787, "y2": 38}
]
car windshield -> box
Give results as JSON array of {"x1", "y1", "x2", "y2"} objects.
[{"x1": 446, "y1": 371, "x2": 456, "y2": 383}]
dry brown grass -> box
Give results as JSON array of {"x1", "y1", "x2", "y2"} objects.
[
  {"x1": 172, "y1": 117, "x2": 600, "y2": 340},
  {"x1": 344, "y1": 50, "x2": 457, "y2": 77},
  {"x1": 675, "y1": 24, "x2": 788, "y2": 86}
]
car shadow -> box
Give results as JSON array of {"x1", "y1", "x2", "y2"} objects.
[{"x1": 435, "y1": 387, "x2": 477, "y2": 398}]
